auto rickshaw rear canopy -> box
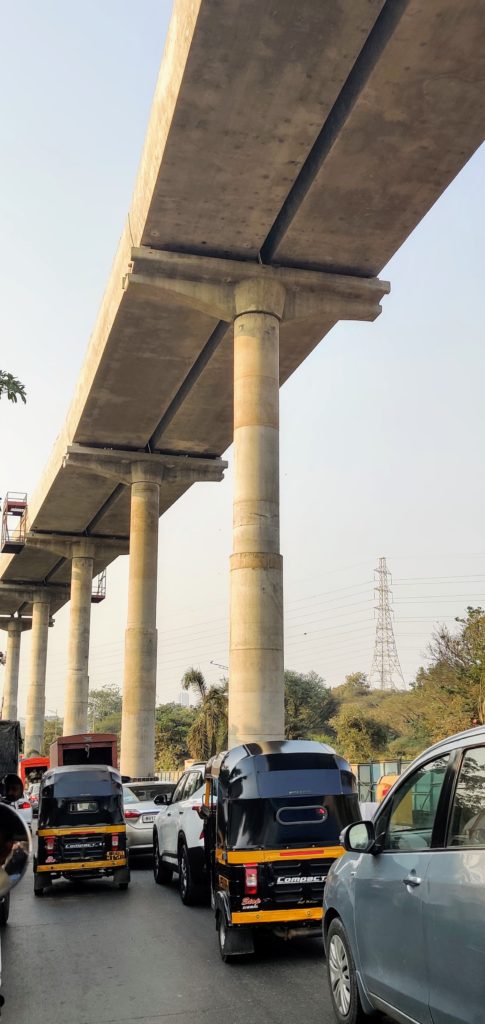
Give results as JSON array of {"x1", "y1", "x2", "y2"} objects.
[{"x1": 205, "y1": 740, "x2": 357, "y2": 800}]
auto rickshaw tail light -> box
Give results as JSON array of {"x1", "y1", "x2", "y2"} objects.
[
  {"x1": 46, "y1": 836, "x2": 56, "y2": 854},
  {"x1": 112, "y1": 834, "x2": 119, "y2": 849},
  {"x1": 244, "y1": 864, "x2": 258, "y2": 895}
]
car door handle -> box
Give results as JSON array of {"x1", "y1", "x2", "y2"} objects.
[
  {"x1": 403, "y1": 875, "x2": 422, "y2": 888},
  {"x1": 166, "y1": 812, "x2": 171, "y2": 817},
  {"x1": 178, "y1": 810, "x2": 183, "y2": 815}
]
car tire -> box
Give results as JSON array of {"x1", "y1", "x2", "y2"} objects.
[
  {"x1": 0, "y1": 893, "x2": 10, "y2": 926},
  {"x1": 327, "y1": 918, "x2": 368, "y2": 1024},
  {"x1": 178, "y1": 843, "x2": 198, "y2": 906},
  {"x1": 153, "y1": 835, "x2": 173, "y2": 885}
]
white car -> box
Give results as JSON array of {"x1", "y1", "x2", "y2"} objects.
[
  {"x1": 14, "y1": 798, "x2": 33, "y2": 831},
  {"x1": 153, "y1": 763, "x2": 206, "y2": 904}
]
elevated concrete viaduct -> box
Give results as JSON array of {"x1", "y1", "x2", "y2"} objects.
[{"x1": 1, "y1": 0, "x2": 484, "y2": 774}]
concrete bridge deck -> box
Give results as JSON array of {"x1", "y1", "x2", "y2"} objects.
[{"x1": 1, "y1": 0, "x2": 484, "y2": 617}]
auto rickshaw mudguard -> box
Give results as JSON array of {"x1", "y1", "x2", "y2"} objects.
[
  {"x1": 214, "y1": 888, "x2": 231, "y2": 926},
  {"x1": 214, "y1": 890, "x2": 255, "y2": 954}
]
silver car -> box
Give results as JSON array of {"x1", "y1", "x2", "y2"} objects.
[
  {"x1": 123, "y1": 782, "x2": 175, "y2": 855},
  {"x1": 324, "y1": 725, "x2": 485, "y2": 1024}
]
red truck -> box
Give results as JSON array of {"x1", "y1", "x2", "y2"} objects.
[
  {"x1": 19, "y1": 755, "x2": 50, "y2": 787},
  {"x1": 49, "y1": 733, "x2": 118, "y2": 769}
]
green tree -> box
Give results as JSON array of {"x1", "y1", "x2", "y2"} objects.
[
  {"x1": 332, "y1": 671, "x2": 370, "y2": 703},
  {"x1": 155, "y1": 703, "x2": 195, "y2": 770},
  {"x1": 87, "y1": 684, "x2": 122, "y2": 726},
  {"x1": 182, "y1": 668, "x2": 228, "y2": 760},
  {"x1": 0, "y1": 370, "x2": 26, "y2": 403},
  {"x1": 284, "y1": 670, "x2": 336, "y2": 739},
  {"x1": 42, "y1": 715, "x2": 63, "y2": 755},
  {"x1": 331, "y1": 704, "x2": 394, "y2": 762}
]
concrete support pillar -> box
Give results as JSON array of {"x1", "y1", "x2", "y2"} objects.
[
  {"x1": 25, "y1": 593, "x2": 51, "y2": 755},
  {"x1": 228, "y1": 280, "x2": 286, "y2": 746},
  {"x1": 120, "y1": 466, "x2": 160, "y2": 778},
  {"x1": 2, "y1": 619, "x2": 22, "y2": 720},
  {"x1": 63, "y1": 542, "x2": 94, "y2": 736},
  {"x1": 118, "y1": 249, "x2": 387, "y2": 748}
]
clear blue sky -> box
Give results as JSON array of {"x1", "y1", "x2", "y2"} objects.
[{"x1": 1, "y1": 3, "x2": 484, "y2": 716}]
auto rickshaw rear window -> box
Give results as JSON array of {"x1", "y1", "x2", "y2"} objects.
[
  {"x1": 68, "y1": 801, "x2": 98, "y2": 814},
  {"x1": 276, "y1": 805, "x2": 328, "y2": 825}
]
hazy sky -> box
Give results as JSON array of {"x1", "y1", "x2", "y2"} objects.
[{"x1": 1, "y1": 3, "x2": 484, "y2": 717}]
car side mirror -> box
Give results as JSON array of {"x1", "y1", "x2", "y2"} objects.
[
  {"x1": 154, "y1": 793, "x2": 169, "y2": 806},
  {"x1": 0, "y1": 804, "x2": 31, "y2": 897},
  {"x1": 341, "y1": 820, "x2": 376, "y2": 854}
]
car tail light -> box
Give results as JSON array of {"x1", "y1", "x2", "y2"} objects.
[
  {"x1": 124, "y1": 810, "x2": 141, "y2": 820},
  {"x1": 244, "y1": 863, "x2": 258, "y2": 896},
  {"x1": 46, "y1": 836, "x2": 56, "y2": 853},
  {"x1": 19, "y1": 801, "x2": 31, "y2": 809},
  {"x1": 381, "y1": 785, "x2": 392, "y2": 799},
  {"x1": 112, "y1": 833, "x2": 119, "y2": 849}
]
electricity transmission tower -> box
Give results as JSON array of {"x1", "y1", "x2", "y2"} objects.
[{"x1": 370, "y1": 557, "x2": 405, "y2": 689}]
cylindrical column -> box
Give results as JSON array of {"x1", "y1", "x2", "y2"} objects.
[
  {"x1": 120, "y1": 466, "x2": 160, "y2": 777},
  {"x1": 63, "y1": 543, "x2": 94, "y2": 736},
  {"x1": 25, "y1": 593, "x2": 51, "y2": 755},
  {"x1": 228, "y1": 280, "x2": 286, "y2": 746},
  {"x1": 2, "y1": 618, "x2": 22, "y2": 720}
]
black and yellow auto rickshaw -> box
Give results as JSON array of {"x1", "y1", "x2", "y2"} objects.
[
  {"x1": 34, "y1": 764, "x2": 130, "y2": 895},
  {"x1": 203, "y1": 740, "x2": 360, "y2": 961}
]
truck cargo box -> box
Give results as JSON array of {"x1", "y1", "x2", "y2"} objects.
[{"x1": 49, "y1": 733, "x2": 118, "y2": 769}]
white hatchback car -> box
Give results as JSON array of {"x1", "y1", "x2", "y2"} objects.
[{"x1": 153, "y1": 763, "x2": 206, "y2": 904}]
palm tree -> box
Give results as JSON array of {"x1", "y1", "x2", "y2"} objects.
[
  {"x1": 182, "y1": 668, "x2": 227, "y2": 759},
  {"x1": 181, "y1": 667, "x2": 207, "y2": 704}
]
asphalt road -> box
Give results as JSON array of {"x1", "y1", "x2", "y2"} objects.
[{"x1": 2, "y1": 857, "x2": 341, "y2": 1024}]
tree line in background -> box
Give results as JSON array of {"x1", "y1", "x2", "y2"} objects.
[{"x1": 42, "y1": 607, "x2": 485, "y2": 766}]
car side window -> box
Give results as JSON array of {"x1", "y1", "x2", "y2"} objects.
[
  {"x1": 383, "y1": 755, "x2": 449, "y2": 852},
  {"x1": 171, "y1": 775, "x2": 188, "y2": 804},
  {"x1": 448, "y1": 746, "x2": 485, "y2": 847},
  {"x1": 183, "y1": 772, "x2": 201, "y2": 800}
]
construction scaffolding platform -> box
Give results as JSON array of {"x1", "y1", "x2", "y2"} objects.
[
  {"x1": 91, "y1": 568, "x2": 106, "y2": 604},
  {"x1": 1, "y1": 492, "x2": 28, "y2": 554}
]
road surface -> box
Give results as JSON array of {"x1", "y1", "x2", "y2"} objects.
[{"x1": 2, "y1": 857, "x2": 348, "y2": 1024}]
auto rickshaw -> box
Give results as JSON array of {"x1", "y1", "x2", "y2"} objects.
[
  {"x1": 202, "y1": 739, "x2": 360, "y2": 961},
  {"x1": 34, "y1": 764, "x2": 130, "y2": 895}
]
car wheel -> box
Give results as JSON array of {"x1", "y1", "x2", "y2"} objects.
[
  {"x1": 153, "y1": 835, "x2": 173, "y2": 885},
  {"x1": 327, "y1": 918, "x2": 367, "y2": 1024},
  {"x1": 0, "y1": 893, "x2": 10, "y2": 926},
  {"x1": 178, "y1": 844, "x2": 198, "y2": 906}
]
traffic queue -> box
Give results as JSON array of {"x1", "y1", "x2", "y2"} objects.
[{"x1": 4, "y1": 720, "x2": 485, "y2": 1024}]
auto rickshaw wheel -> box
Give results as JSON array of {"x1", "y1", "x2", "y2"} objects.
[
  {"x1": 33, "y1": 871, "x2": 48, "y2": 897},
  {"x1": 217, "y1": 910, "x2": 254, "y2": 962},
  {"x1": 153, "y1": 835, "x2": 173, "y2": 885},
  {"x1": 178, "y1": 843, "x2": 199, "y2": 906},
  {"x1": 0, "y1": 893, "x2": 10, "y2": 925},
  {"x1": 114, "y1": 866, "x2": 130, "y2": 891}
]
